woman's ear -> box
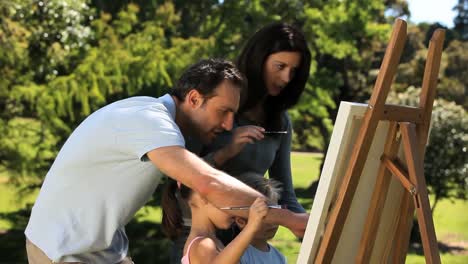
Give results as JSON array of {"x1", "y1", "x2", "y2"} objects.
[{"x1": 234, "y1": 217, "x2": 247, "y2": 229}]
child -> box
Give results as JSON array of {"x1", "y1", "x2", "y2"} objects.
[
  {"x1": 234, "y1": 173, "x2": 287, "y2": 264},
  {"x1": 162, "y1": 178, "x2": 269, "y2": 264}
]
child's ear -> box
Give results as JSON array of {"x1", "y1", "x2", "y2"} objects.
[{"x1": 234, "y1": 217, "x2": 247, "y2": 228}]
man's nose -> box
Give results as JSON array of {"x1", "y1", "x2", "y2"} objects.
[{"x1": 221, "y1": 113, "x2": 234, "y2": 131}]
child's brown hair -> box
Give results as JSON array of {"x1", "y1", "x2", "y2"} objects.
[{"x1": 235, "y1": 172, "x2": 282, "y2": 203}]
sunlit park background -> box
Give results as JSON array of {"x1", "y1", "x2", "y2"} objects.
[{"x1": 0, "y1": 0, "x2": 466, "y2": 263}]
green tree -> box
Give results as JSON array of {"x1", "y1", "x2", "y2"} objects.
[
  {"x1": 291, "y1": 0, "x2": 394, "y2": 152},
  {"x1": 1, "y1": 1, "x2": 213, "y2": 180},
  {"x1": 0, "y1": 0, "x2": 92, "y2": 178},
  {"x1": 394, "y1": 23, "x2": 466, "y2": 109},
  {"x1": 454, "y1": 0, "x2": 468, "y2": 40},
  {"x1": 1, "y1": 2, "x2": 213, "y2": 262},
  {"x1": 438, "y1": 39, "x2": 468, "y2": 108},
  {"x1": 1, "y1": 0, "x2": 402, "y2": 194}
]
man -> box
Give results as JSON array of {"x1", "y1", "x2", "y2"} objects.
[{"x1": 25, "y1": 59, "x2": 308, "y2": 263}]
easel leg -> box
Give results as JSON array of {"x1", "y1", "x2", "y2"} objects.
[
  {"x1": 391, "y1": 192, "x2": 414, "y2": 263},
  {"x1": 401, "y1": 123, "x2": 441, "y2": 264}
]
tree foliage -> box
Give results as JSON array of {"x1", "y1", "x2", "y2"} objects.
[
  {"x1": 454, "y1": 0, "x2": 468, "y2": 40},
  {"x1": 388, "y1": 87, "x2": 467, "y2": 212},
  {"x1": 1, "y1": 1, "x2": 213, "y2": 178},
  {"x1": 0, "y1": 1, "x2": 466, "y2": 261}
]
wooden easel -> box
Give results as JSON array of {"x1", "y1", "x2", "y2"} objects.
[{"x1": 313, "y1": 19, "x2": 445, "y2": 263}]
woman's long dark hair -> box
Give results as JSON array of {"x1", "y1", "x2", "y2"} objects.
[
  {"x1": 161, "y1": 178, "x2": 192, "y2": 240},
  {"x1": 237, "y1": 22, "x2": 311, "y2": 130}
]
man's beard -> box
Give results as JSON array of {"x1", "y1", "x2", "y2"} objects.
[{"x1": 186, "y1": 117, "x2": 211, "y2": 144}]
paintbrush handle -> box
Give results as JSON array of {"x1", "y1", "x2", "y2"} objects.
[
  {"x1": 263, "y1": 131, "x2": 288, "y2": 134},
  {"x1": 220, "y1": 205, "x2": 283, "y2": 210}
]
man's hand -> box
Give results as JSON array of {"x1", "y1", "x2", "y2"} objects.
[
  {"x1": 286, "y1": 213, "x2": 309, "y2": 238},
  {"x1": 266, "y1": 210, "x2": 309, "y2": 238}
]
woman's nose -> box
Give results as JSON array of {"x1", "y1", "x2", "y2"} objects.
[{"x1": 281, "y1": 69, "x2": 292, "y2": 83}]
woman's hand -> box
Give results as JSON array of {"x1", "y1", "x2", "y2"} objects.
[
  {"x1": 213, "y1": 125, "x2": 264, "y2": 167},
  {"x1": 226, "y1": 125, "x2": 264, "y2": 155}
]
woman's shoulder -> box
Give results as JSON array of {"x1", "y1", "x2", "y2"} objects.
[
  {"x1": 236, "y1": 114, "x2": 257, "y2": 126},
  {"x1": 281, "y1": 111, "x2": 292, "y2": 129},
  {"x1": 281, "y1": 111, "x2": 291, "y2": 121}
]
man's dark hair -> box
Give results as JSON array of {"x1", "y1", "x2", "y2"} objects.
[
  {"x1": 236, "y1": 22, "x2": 311, "y2": 130},
  {"x1": 170, "y1": 58, "x2": 245, "y2": 101}
]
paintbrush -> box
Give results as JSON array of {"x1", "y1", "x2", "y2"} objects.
[
  {"x1": 220, "y1": 205, "x2": 284, "y2": 210},
  {"x1": 263, "y1": 131, "x2": 288, "y2": 134}
]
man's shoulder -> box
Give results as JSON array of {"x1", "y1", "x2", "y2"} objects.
[
  {"x1": 107, "y1": 94, "x2": 176, "y2": 119},
  {"x1": 108, "y1": 96, "x2": 163, "y2": 109}
]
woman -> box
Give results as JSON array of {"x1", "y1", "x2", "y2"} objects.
[{"x1": 204, "y1": 22, "x2": 311, "y2": 214}]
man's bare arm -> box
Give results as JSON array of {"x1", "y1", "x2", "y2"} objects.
[
  {"x1": 147, "y1": 146, "x2": 308, "y2": 237},
  {"x1": 147, "y1": 146, "x2": 262, "y2": 211}
]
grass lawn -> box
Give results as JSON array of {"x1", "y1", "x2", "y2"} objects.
[{"x1": 1, "y1": 152, "x2": 467, "y2": 263}]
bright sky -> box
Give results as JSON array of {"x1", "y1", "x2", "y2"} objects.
[{"x1": 407, "y1": 0, "x2": 458, "y2": 28}]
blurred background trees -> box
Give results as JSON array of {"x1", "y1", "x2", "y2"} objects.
[{"x1": 0, "y1": 0, "x2": 466, "y2": 262}]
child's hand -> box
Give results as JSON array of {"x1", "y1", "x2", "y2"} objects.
[{"x1": 245, "y1": 197, "x2": 269, "y2": 232}]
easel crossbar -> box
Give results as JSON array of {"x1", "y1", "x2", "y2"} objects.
[
  {"x1": 382, "y1": 156, "x2": 417, "y2": 195},
  {"x1": 381, "y1": 104, "x2": 423, "y2": 123}
]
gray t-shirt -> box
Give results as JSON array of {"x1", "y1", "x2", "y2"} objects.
[
  {"x1": 240, "y1": 244, "x2": 287, "y2": 264},
  {"x1": 205, "y1": 112, "x2": 305, "y2": 213},
  {"x1": 25, "y1": 94, "x2": 184, "y2": 263}
]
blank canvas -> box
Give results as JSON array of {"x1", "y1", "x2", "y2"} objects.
[{"x1": 297, "y1": 101, "x2": 406, "y2": 263}]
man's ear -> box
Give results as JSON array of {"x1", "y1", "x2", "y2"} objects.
[
  {"x1": 185, "y1": 89, "x2": 204, "y2": 108},
  {"x1": 234, "y1": 217, "x2": 247, "y2": 228}
]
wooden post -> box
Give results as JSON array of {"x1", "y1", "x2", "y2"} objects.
[{"x1": 401, "y1": 123, "x2": 441, "y2": 263}]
